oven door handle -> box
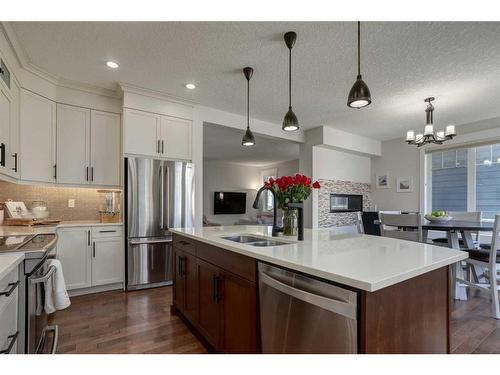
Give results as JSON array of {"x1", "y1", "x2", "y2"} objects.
[
  {"x1": 35, "y1": 325, "x2": 59, "y2": 354},
  {"x1": 30, "y1": 265, "x2": 56, "y2": 284}
]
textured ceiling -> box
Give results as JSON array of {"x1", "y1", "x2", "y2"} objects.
[
  {"x1": 8, "y1": 21, "x2": 500, "y2": 140},
  {"x1": 203, "y1": 123, "x2": 299, "y2": 166}
]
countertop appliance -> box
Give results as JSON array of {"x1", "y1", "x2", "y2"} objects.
[
  {"x1": 0, "y1": 233, "x2": 59, "y2": 354},
  {"x1": 125, "y1": 157, "x2": 194, "y2": 290},
  {"x1": 258, "y1": 262, "x2": 358, "y2": 353}
]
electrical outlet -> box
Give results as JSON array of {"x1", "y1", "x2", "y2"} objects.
[{"x1": 68, "y1": 199, "x2": 75, "y2": 208}]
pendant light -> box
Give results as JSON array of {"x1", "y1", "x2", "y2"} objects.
[
  {"x1": 282, "y1": 31, "x2": 299, "y2": 131},
  {"x1": 241, "y1": 66, "x2": 256, "y2": 147},
  {"x1": 347, "y1": 22, "x2": 372, "y2": 109}
]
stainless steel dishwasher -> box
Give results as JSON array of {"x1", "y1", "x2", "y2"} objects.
[{"x1": 258, "y1": 262, "x2": 358, "y2": 353}]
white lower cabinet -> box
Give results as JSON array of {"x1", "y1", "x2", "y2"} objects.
[
  {"x1": 57, "y1": 226, "x2": 124, "y2": 292},
  {"x1": 0, "y1": 267, "x2": 19, "y2": 355},
  {"x1": 56, "y1": 227, "x2": 92, "y2": 290}
]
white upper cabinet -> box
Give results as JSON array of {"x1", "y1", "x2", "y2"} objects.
[
  {"x1": 90, "y1": 110, "x2": 121, "y2": 186},
  {"x1": 0, "y1": 87, "x2": 10, "y2": 175},
  {"x1": 8, "y1": 79, "x2": 20, "y2": 178},
  {"x1": 123, "y1": 108, "x2": 160, "y2": 157},
  {"x1": 20, "y1": 89, "x2": 56, "y2": 183},
  {"x1": 56, "y1": 103, "x2": 91, "y2": 185},
  {"x1": 160, "y1": 116, "x2": 192, "y2": 160},
  {"x1": 124, "y1": 108, "x2": 192, "y2": 160}
]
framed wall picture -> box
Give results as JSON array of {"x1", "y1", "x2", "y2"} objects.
[
  {"x1": 375, "y1": 172, "x2": 390, "y2": 189},
  {"x1": 396, "y1": 176, "x2": 414, "y2": 193}
]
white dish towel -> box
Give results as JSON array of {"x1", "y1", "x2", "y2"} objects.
[{"x1": 44, "y1": 259, "x2": 71, "y2": 314}]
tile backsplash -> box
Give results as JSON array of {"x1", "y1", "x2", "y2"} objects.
[
  {"x1": 0, "y1": 181, "x2": 121, "y2": 221},
  {"x1": 318, "y1": 179, "x2": 372, "y2": 228}
]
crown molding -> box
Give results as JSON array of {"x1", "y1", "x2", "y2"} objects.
[
  {"x1": 1, "y1": 22, "x2": 121, "y2": 99},
  {"x1": 119, "y1": 82, "x2": 197, "y2": 107}
]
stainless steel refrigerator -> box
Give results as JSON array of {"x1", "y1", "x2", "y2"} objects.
[{"x1": 125, "y1": 157, "x2": 194, "y2": 290}]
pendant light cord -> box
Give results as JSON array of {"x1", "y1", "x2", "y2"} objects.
[
  {"x1": 289, "y1": 47, "x2": 292, "y2": 108},
  {"x1": 247, "y1": 76, "x2": 250, "y2": 129},
  {"x1": 357, "y1": 21, "x2": 361, "y2": 76}
]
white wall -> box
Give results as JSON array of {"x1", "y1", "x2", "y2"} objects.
[
  {"x1": 203, "y1": 159, "x2": 299, "y2": 225},
  {"x1": 203, "y1": 161, "x2": 261, "y2": 225},
  {"x1": 371, "y1": 138, "x2": 420, "y2": 212},
  {"x1": 313, "y1": 146, "x2": 371, "y2": 183}
]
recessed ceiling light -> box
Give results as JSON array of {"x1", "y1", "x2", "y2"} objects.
[
  {"x1": 185, "y1": 83, "x2": 196, "y2": 90},
  {"x1": 106, "y1": 61, "x2": 119, "y2": 69}
]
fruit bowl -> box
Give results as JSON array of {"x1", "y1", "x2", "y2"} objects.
[{"x1": 424, "y1": 214, "x2": 452, "y2": 223}]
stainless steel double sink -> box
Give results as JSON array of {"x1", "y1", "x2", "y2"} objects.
[{"x1": 221, "y1": 235, "x2": 290, "y2": 247}]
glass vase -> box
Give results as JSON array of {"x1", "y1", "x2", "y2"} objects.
[{"x1": 282, "y1": 209, "x2": 298, "y2": 236}]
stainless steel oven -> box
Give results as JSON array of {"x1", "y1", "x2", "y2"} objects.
[{"x1": 26, "y1": 257, "x2": 58, "y2": 354}]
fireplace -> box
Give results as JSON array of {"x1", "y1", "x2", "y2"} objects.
[{"x1": 329, "y1": 193, "x2": 363, "y2": 213}]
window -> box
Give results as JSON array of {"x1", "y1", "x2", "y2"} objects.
[
  {"x1": 431, "y1": 150, "x2": 468, "y2": 212},
  {"x1": 476, "y1": 144, "x2": 500, "y2": 219},
  {"x1": 428, "y1": 142, "x2": 500, "y2": 219},
  {"x1": 260, "y1": 168, "x2": 277, "y2": 212}
]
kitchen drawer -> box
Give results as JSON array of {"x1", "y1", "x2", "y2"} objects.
[
  {"x1": 91, "y1": 226, "x2": 123, "y2": 238},
  {"x1": 0, "y1": 288, "x2": 18, "y2": 354},
  {"x1": 197, "y1": 242, "x2": 256, "y2": 282},
  {"x1": 0, "y1": 267, "x2": 19, "y2": 314},
  {"x1": 173, "y1": 235, "x2": 196, "y2": 255}
]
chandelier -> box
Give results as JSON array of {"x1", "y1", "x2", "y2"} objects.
[{"x1": 405, "y1": 97, "x2": 456, "y2": 147}]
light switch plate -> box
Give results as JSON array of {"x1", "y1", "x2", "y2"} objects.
[{"x1": 68, "y1": 199, "x2": 75, "y2": 208}]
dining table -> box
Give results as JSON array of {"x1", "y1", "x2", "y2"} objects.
[{"x1": 422, "y1": 219, "x2": 494, "y2": 300}]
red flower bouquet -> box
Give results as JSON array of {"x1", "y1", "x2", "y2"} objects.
[{"x1": 264, "y1": 174, "x2": 321, "y2": 210}]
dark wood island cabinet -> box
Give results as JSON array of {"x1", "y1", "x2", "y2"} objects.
[
  {"x1": 172, "y1": 233, "x2": 452, "y2": 354},
  {"x1": 172, "y1": 235, "x2": 259, "y2": 353}
]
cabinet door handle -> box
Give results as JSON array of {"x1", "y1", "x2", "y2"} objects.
[
  {"x1": 0, "y1": 331, "x2": 18, "y2": 354},
  {"x1": 87, "y1": 230, "x2": 90, "y2": 246},
  {"x1": 213, "y1": 275, "x2": 221, "y2": 304},
  {"x1": 53, "y1": 164, "x2": 57, "y2": 180},
  {"x1": 157, "y1": 140, "x2": 161, "y2": 154},
  {"x1": 98, "y1": 230, "x2": 116, "y2": 233},
  {"x1": 92, "y1": 242, "x2": 96, "y2": 257},
  {"x1": 0, "y1": 143, "x2": 5, "y2": 167},
  {"x1": 161, "y1": 140, "x2": 164, "y2": 154},
  {"x1": 86, "y1": 166, "x2": 89, "y2": 181},
  {"x1": 0, "y1": 281, "x2": 19, "y2": 297},
  {"x1": 91, "y1": 167, "x2": 94, "y2": 182},
  {"x1": 11, "y1": 153, "x2": 17, "y2": 172}
]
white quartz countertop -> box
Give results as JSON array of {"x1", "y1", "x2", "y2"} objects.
[
  {"x1": 170, "y1": 225, "x2": 468, "y2": 292},
  {"x1": 0, "y1": 221, "x2": 123, "y2": 236},
  {"x1": 0, "y1": 253, "x2": 24, "y2": 280}
]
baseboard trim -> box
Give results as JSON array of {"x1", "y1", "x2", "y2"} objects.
[{"x1": 68, "y1": 283, "x2": 124, "y2": 297}]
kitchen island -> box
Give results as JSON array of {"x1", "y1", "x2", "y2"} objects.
[{"x1": 170, "y1": 225, "x2": 467, "y2": 354}]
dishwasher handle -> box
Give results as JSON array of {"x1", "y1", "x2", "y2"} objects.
[{"x1": 258, "y1": 271, "x2": 357, "y2": 320}]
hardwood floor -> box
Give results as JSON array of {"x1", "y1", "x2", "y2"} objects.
[
  {"x1": 451, "y1": 289, "x2": 500, "y2": 353},
  {"x1": 48, "y1": 286, "x2": 208, "y2": 354},
  {"x1": 50, "y1": 285, "x2": 500, "y2": 354}
]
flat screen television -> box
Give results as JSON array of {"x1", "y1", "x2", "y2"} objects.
[{"x1": 214, "y1": 192, "x2": 246, "y2": 215}]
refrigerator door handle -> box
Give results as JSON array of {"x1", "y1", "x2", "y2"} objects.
[
  {"x1": 166, "y1": 164, "x2": 170, "y2": 229},
  {"x1": 159, "y1": 165, "x2": 164, "y2": 229}
]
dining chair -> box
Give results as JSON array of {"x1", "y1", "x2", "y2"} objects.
[
  {"x1": 432, "y1": 211, "x2": 482, "y2": 247},
  {"x1": 379, "y1": 213, "x2": 422, "y2": 242},
  {"x1": 378, "y1": 210, "x2": 402, "y2": 231},
  {"x1": 330, "y1": 213, "x2": 364, "y2": 235},
  {"x1": 455, "y1": 214, "x2": 500, "y2": 319},
  {"x1": 356, "y1": 211, "x2": 364, "y2": 234}
]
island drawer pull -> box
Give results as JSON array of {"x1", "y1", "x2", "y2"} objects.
[
  {"x1": 99, "y1": 230, "x2": 117, "y2": 233},
  {"x1": 259, "y1": 271, "x2": 357, "y2": 320},
  {"x1": 0, "y1": 331, "x2": 18, "y2": 354},
  {"x1": 0, "y1": 281, "x2": 19, "y2": 297}
]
